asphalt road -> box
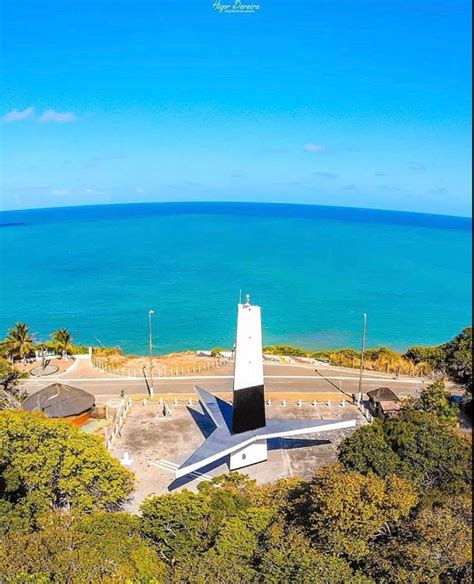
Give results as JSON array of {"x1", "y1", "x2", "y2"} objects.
[{"x1": 21, "y1": 360, "x2": 430, "y2": 400}]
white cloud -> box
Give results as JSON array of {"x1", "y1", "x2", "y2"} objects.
[
  {"x1": 39, "y1": 109, "x2": 78, "y2": 123},
  {"x1": 314, "y1": 171, "x2": 338, "y2": 179},
  {"x1": 428, "y1": 187, "x2": 448, "y2": 196},
  {"x1": 84, "y1": 188, "x2": 105, "y2": 195},
  {"x1": 2, "y1": 107, "x2": 80, "y2": 124},
  {"x1": 2, "y1": 107, "x2": 35, "y2": 123},
  {"x1": 410, "y1": 161, "x2": 427, "y2": 172},
  {"x1": 304, "y1": 143, "x2": 325, "y2": 153},
  {"x1": 343, "y1": 184, "x2": 358, "y2": 192},
  {"x1": 51, "y1": 188, "x2": 72, "y2": 196}
]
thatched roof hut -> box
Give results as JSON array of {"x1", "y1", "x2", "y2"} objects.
[
  {"x1": 367, "y1": 387, "x2": 401, "y2": 418},
  {"x1": 22, "y1": 383, "x2": 95, "y2": 426}
]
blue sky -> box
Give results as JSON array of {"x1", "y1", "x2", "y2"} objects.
[{"x1": 1, "y1": 0, "x2": 472, "y2": 216}]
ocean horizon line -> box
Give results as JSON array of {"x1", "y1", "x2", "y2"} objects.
[{"x1": 0, "y1": 200, "x2": 472, "y2": 227}]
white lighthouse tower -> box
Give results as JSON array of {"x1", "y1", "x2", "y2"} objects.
[{"x1": 175, "y1": 296, "x2": 356, "y2": 479}]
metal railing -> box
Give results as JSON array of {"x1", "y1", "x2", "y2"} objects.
[{"x1": 104, "y1": 397, "x2": 133, "y2": 449}]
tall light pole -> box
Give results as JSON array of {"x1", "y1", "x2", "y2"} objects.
[
  {"x1": 148, "y1": 310, "x2": 155, "y2": 398},
  {"x1": 358, "y1": 313, "x2": 368, "y2": 400}
]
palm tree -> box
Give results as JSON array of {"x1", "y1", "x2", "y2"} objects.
[
  {"x1": 51, "y1": 328, "x2": 73, "y2": 359},
  {"x1": 3, "y1": 323, "x2": 35, "y2": 363}
]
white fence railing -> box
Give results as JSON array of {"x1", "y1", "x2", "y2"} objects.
[
  {"x1": 353, "y1": 395, "x2": 374, "y2": 423},
  {"x1": 91, "y1": 356, "x2": 230, "y2": 378},
  {"x1": 104, "y1": 397, "x2": 133, "y2": 449}
]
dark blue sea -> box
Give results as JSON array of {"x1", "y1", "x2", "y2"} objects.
[{"x1": 0, "y1": 202, "x2": 471, "y2": 354}]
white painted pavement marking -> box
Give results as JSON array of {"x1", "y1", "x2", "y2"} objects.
[{"x1": 150, "y1": 459, "x2": 213, "y2": 481}]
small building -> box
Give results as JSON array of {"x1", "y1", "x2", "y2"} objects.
[
  {"x1": 367, "y1": 387, "x2": 401, "y2": 418},
  {"x1": 22, "y1": 383, "x2": 95, "y2": 427}
]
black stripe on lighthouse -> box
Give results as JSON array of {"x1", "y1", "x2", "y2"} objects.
[{"x1": 232, "y1": 384, "x2": 266, "y2": 434}]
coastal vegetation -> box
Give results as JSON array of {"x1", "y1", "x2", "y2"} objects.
[
  {"x1": 264, "y1": 326, "x2": 473, "y2": 389},
  {"x1": 50, "y1": 328, "x2": 74, "y2": 359},
  {"x1": 0, "y1": 380, "x2": 471, "y2": 582},
  {"x1": 0, "y1": 323, "x2": 90, "y2": 362},
  {"x1": 0, "y1": 323, "x2": 35, "y2": 364},
  {"x1": 0, "y1": 359, "x2": 27, "y2": 408},
  {"x1": 91, "y1": 349, "x2": 228, "y2": 378},
  {"x1": 1, "y1": 323, "x2": 470, "y2": 389}
]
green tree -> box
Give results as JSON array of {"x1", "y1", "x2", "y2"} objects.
[
  {"x1": 404, "y1": 345, "x2": 446, "y2": 372},
  {"x1": 337, "y1": 420, "x2": 400, "y2": 477},
  {"x1": 263, "y1": 345, "x2": 309, "y2": 357},
  {"x1": 172, "y1": 506, "x2": 274, "y2": 583},
  {"x1": 364, "y1": 493, "x2": 472, "y2": 583},
  {"x1": 258, "y1": 520, "x2": 374, "y2": 584},
  {"x1": 0, "y1": 410, "x2": 134, "y2": 512},
  {"x1": 140, "y1": 473, "x2": 264, "y2": 567},
  {"x1": 0, "y1": 510, "x2": 167, "y2": 583},
  {"x1": 210, "y1": 347, "x2": 226, "y2": 357},
  {"x1": 443, "y1": 326, "x2": 472, "y2": 392},
  {"x1": 51, "y1": 328, "x2": 74, "y2": 359},
  {"x1": 304, "y1": 464, "x2": 417, "y2": 560},
  {"x1": 0, "y1": 358, "x2": 27, "y2": 408},
  {"x1": 141, "y1": 491, "x2": 213, "y2": 563},
  {"x1": 2, "y1": 322, "x2": 35, "y2": 363},
  {"x1": 402, "y1": 379, "x2": 458, "y2": 421},
  {"x1": 339, "y1": 410, "x2": 472, "y2": 492}
]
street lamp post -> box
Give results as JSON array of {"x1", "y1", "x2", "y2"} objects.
[
  {"x1": 148, "y1": 310, "x2": 155, "y2": 399},
  {"x1": 358, "y1": 313, "x2": 368, "y2": 400}
]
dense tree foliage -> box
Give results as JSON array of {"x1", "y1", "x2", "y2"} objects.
[
  {"x1": 0, "y1": 410, "x2": 134, "y2": 512},
  {"x1": 363, "y1": 493, "x2": 473, "y2": 583},
  {"x1": 0, "y1": 358, "x2": 27, "y2": 408},
  {"x1": 339, "y1": 410, "x2": 471, "y2": 491},
  {"x1": 443, "y1": 326, "x2": 473, "y2": 392},
  {"x1": 299, "y1": 465, "x2": 417, "y2": 560},
  {"x1": 403, "y1": 345, "x2": 446, "y2": 372},
  {"x1": 402, "y1": 379, "x2": 459, "y2": 421},
  {"x1": 263, "y1": 345, "x2": 310, "y2": 357},
  {"x1": 0, "y1": 507, "x2": 167, "y2": 583}
]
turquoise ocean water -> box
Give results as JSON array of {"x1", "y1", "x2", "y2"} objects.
[{"x1": 0, "y1": 202, "x2": 471, "y2": 354}]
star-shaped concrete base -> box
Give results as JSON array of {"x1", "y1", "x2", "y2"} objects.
[{"x1": 175, "y1": 386, "x2": 356, "y2": 479}]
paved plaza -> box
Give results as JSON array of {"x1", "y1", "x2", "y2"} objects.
[{"x1": 111, "y1": 399, "x2": 366, "y2": 512}]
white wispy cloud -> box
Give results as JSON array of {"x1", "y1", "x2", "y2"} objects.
[
  {"x1": 39, "y1": 109, "x2": 78, "y2": 123},
  {"x1": 314, "y1": 171, "x2": 338, "y2": 179},
  {"x1": 2, "y1": 107, "x2": 35, "y2": 123},
  {"x1": 2, "y1": 107, "x2": 80, "y2": 124},
  {"x1": 429, "y1": 187, "x2": 448, "y2": 196},
  {"x1": 51, "y1": 188, "x2": 72, "y2": 196},
  {"x1": 378, "y1": 185, "x2": 402, "y2": 192},
  {"x1": 342, "y1": 184, "x2": 358, "y2": 192},
  {"x1": 84, "y1": 188, "x2": 105, "y2": 195},
  {"x1": 304, "y1": 143, "x2": 325, "y2": 153},
  {"x1": 410, "y1": 161, "x2": 428, "y2": 172}
]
